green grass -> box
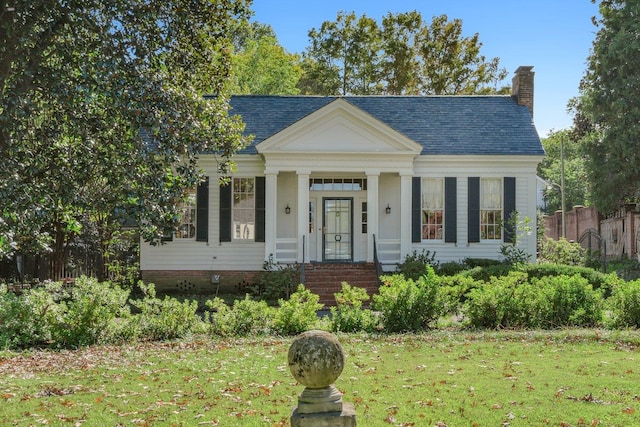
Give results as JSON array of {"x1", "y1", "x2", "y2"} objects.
[{"x1": 1, "y1": 330, "x2": 639, "y2": 426}]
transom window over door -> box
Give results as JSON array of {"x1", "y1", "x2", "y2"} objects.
[
  {"x1": 422, "y1": 178, "x2": 444, "y2": 240},
  {"x1": 233, "y1": 177, "x2": 255, "y2": 240},
  {"x1": 480, "y1": 178, "x2": 502, "y2": 240}
]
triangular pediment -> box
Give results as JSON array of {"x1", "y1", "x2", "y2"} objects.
[{"x1": 256, "y1": 99, "x2": 422, "y2": 154}]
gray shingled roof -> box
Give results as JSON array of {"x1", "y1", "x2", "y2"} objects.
[{"x1": 228, "y1": 95, "x2": 544, "y2": 156}]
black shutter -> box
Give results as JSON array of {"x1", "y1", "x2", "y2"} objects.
[
  {"x1": 444, "y1": 177, "x2": 457, "y2": 243},
  {"x1": 412, "y1": 177, "x2": 421, "y2": 243},
  {"x1": 468, "y1": 177, "x2": 480, "y2": 243},
  {"x1": 196, "y1": 177, "x2": 209, "y2": 242},
  {"x1": 255, "y1": 176, "x2": 265, "y2": 242},
  {"x1": 219, "y1": 181, "x2": 232, "y2": 242},
  {"x1": 503, "y1": 177, "x2": 516, "y2": 243}
]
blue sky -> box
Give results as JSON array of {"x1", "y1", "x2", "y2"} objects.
[{"x1": 250, "y1": 0, "x2": 600, "y2": 138}]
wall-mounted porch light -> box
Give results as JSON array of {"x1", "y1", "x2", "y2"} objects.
[
  {"x1": 385, "y1": 204, "x2": 391, "y2": 214},
  {"x1": 285, "y1": 204, "x2": 291, "y2": 214}
]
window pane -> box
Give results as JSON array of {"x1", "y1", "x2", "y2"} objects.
[
  {"x1": 421, "y1": 178, "x2": 444, "y2": 240},
  {"x1": 175, "y1": 190, "x2": 196, "y2": 239},
  {"x1": 233, "y1": 177, "x2": 255, "y2": 240}
]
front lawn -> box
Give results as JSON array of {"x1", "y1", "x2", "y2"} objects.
[{"x1": 1, "y1": 330, "x2": 639, "y2": 426}]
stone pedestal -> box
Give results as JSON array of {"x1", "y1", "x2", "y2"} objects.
[
  {"x1": 291, "y1": 404, "x2": 357, "y2": 427},
  {"x1": 288, "y1": 330, "x2": 357, "y2": 426}
]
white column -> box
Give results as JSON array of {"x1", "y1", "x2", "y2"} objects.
[
  {"x1": 400, "y1": 174, "x2": 413, "y2": 259},
  {"x1": 297, "y1": 172, "x2": 310, "y2": 263},
  {"x1": 265, "y1": 172, "x2": 278, "y2": 261},
  {"x1": 366, "y1": 172, "x2": 380, "y2": 262}
]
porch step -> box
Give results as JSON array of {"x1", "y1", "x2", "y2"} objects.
[{"x1": 301, "y1": 263, "x2": 380, "y2": 307}]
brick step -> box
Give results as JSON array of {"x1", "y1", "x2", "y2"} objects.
[{"x1": 300, "y1": 263, "x2": 380, "y2": 306}]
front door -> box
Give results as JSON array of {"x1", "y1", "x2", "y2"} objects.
[{"x1": 323, "y1": 198, "x2": 353, "y2": 261}]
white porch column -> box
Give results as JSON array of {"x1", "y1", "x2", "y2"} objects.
[
  {"x1": 400, "y1": 174, "x2": 413, "y2": 259},
  {"x1": 366, "y1": 172, "x2": 380, "y2": 262},
  {"x1": 265, "y1": 172, "x2": 278, "y2": 261},
  {"x1": 296, "y1": 172, "x2": 310, "y2": 263}
]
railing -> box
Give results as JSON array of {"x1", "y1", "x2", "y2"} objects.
[
  {"x1": 300, "y1": 234, "x2": 306, "y2": 285},
  {"x1": 372, "y1": 234, "x2": 383, "y2": 285}
]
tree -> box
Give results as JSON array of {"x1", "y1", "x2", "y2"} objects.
[
  {"x1": 0, "y1": 0, "x2": 250, "y2": 278},
  {"x1": 299, "y1": 11, "x2": 382, "y2": 95},
  {"x1": 576, "y1": 0, "x2": 640, "y2": 213},
  {"x1": 415, "y1": 14, "x2": 508, "y2": 95},
  {"x1": 538, "y1": 130, "x2": 590, "y2": 214},
  {"x1": 229, "y1": 24, "x2": 303, "y2": 95},
  {"x1": 298, "y1": 11, "x2": 508, "y2": 96}
]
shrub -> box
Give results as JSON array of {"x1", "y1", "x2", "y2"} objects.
[
  {"x1": 438, "y1": 274, "x2": 480, "y2": 313},
  {"x1": 373, "y1": 266, "x2": 442, "y2": 332},
  {"x1": 272, "y1": 285, "x2": 323, "y2": 336},
  {"x1": 524, "y1": 264, "x2": 620, "y2": 298},
  {"x1": 538, "y1": 238, "x2": 586, "y2": 266},
  {"x1": 239, "y1": 255, "x2": 299, "y2": 305},
  {"x1": 53, "y1": 276, "x2": 131, "y2": 348},
  {"x1": 534, "y1": 275, "x2": 603, "y2": 327},
  {"x1": 329, "y1": 282, "x2": 377, "y2": 333},
  {"x1": 606, "y1": 279, "x2": 640, "y2": 328},
  {"x1": 0, "y1": 282, "x2": 64, "y2": 349},
  {"x1": 396, "y1": 249, "x2": 437, "y2": 281},
  {"x1": 436, "y1": 261, "x2": 468, "y2": 276},
  {"x1": 464, "y1": 272, "x2": 604, "y2": 329},
  {"x1": 464, "y1": 258, "x2": 502, "y2": 268},
  {"x1": 207, "y1": 295, "x2": 275, "y2": 337},
  {"x1": 130, "y1": 283, "x2": 202, "y2": 341},
  {"x1": 464, "y1": 271, "x2": 532, "y2": 329},
  {"x1": 460, "y1": 264, "x2": 513, "y2": 283}
]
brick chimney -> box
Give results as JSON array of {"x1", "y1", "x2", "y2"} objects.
[{"x1": 511, "y1": 66, "x2": 534, "y2": 116}]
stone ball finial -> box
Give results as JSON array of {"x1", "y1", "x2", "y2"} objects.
[{"x1": 288, "y1": 330, "x2": 345, "y2": 389}]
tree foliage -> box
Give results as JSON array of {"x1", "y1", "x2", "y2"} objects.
[
  {"x1": 538, "y1": 129, "x2": 590, "y2": 214},
  {"x1": 229, "y1": 23, "x2": 302, "y2": 95},
  {"x1": 298, "y1": 10, "x2": 509, "y2": 96},
  {"x1": 576, "y1": 0, "x2": 640, "y2": 213},
  {"x1": 0, "y1": 0, "x2": 250, "y2": 276}
]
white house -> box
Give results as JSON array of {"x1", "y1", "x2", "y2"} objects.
[{"x1": 140, "y1": 66, "x2": 544, "y2": 296}]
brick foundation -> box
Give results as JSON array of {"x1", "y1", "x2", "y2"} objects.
[{"x1": 141, "y1": 270, "x2": 260, "y2": 294}]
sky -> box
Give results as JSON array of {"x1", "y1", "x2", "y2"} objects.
[{"x1": 250, "y1": 0, "x2": 601, "y2": 138}]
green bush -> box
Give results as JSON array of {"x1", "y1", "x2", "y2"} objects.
[
  {"x1": 396, "y1": 249, "x2": 437, "y2": 281},
  {"x1": 436, "y1": 261, "x2": 468, "y2": 276},
  {"x1": 373, "y1": 266, "x2": 442, "y2": 332},
  {"x1": 207, "y1": 295, "x2": 275, "y2": 337},
  {"x1": 130, "y1": 283, "x2": 202, "y2": 341},
  {"x1": 0, "y1": 282, "x2": 64, "y2": 349},
  {"x1": 463, "y1": 272, "x2": 531, "y2": 329},
  {"x1": 438, "y1": 274, "x2": 480, "y2": 313},
  {"x1": 464, "y1": 258, "x2": 502, "y2": 268},
  {"x1": 273, "y1": 285, "x2": 323, "y2": 336},
  {"x1": 460, "y1": 264, "x2": 513, "y2": 282},
  {"x1": 538, "y1": 238, "x2": 586, "y2": 266},
  {"x1": 53, "y1": 276, "x2": 131, "y2": 348},
  {"x1": 606, "y1": 279, "x2": 640, "y2": 328},
  {"x1": 329, "y1": 282, "x2": 378, "y2": 333},
  {"x1": 524, "y1": 264, "x2": 620, "y2": 298},
  {"x1": 464, "y1": 272, "x2": 604, "y2": 329},
  {"x1": 239, "y1": 255, "x2": 299, "y2": 305}
]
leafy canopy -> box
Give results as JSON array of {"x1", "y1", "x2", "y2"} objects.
[
  {"x1": 0, "y1": 1, "x2": 250, "y2": 267},
  {"x1": 298, "y1": 10, "x2": 509, "y2": 96},
  {"x1": 576, "y1": 0, "x2": 640, "y2": 213}
]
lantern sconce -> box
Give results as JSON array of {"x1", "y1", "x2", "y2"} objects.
[
  {"x1": 285, "y1": 204, "x2": 291, "y2": 215},
  {"x1": 385, "y1": 204, "x2": 391, "y2": 214}
]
